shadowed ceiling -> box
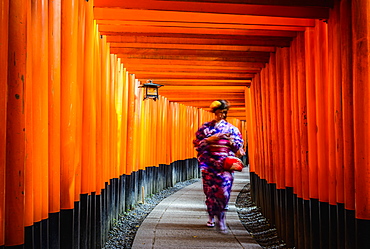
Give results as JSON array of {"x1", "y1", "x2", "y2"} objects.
[{"x1": 93, "y1": 0, "x2": 333, "y2": 120}]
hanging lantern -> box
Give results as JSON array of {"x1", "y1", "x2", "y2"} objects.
[{"x1": 138, "y1": 80, "x2": 163, "y2": 101}]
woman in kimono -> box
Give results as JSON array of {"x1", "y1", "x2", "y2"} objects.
[{"x1": 193, "y1": 100, "x2": 244, "y2": 232}]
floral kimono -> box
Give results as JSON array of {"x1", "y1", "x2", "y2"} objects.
[{"x1": 193, "y1": 119, "x2": 244, "y2": 216}]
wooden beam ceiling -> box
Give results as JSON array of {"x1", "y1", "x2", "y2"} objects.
[{"x1": 93, "y1": 0, "x2": 332, "y2": 120}]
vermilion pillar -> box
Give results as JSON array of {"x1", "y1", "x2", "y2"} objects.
[
  {"x1": 326, "y1": 16, "x2": 337, "y2": 207},
  {"x1": 275, "y1": 48, "x2": 285, "y2": 189},
  {"x1": 74, "y1": 0, "x2": 85, "y2": 201},
  {"x1": 24, "y1": 2, "x2": 34, "y2": 228},
  {"x1": 260, "y1": 69, "x2": 268, "y2": 181},
  {"x1": 304, "y1": 27, "x2": 318, "y2": 200},
  {"x1": 101, "y1": 39, "x2": 111, "y2": 181},
  {"x1": 290, "y1": 40, "x2": 302, "y2": 197},
  {"x1": 0, "y1": 0, "x2": 9, "y2": 246},
  {"x1": 95, "y1": 34, "x2": 104, "y2": 193},
  {"x1": 329, "y1": 2, "x2": 344, "y2": 206},
  {"x1": 315, "y1": 20, "x2": 329, "y2": 203},
  {"x1": 6, "y1": 0, "x2": 27, "y2": 245},
  {"x1": 296, "y1": 33, "x2": 309, "y2": 200},
  {"x1": 245, "y1": 87, "x2": 255, "y2": 172},
  {"x1": 253, "y1": 75, "x2": 263, "y2": 176},
  {"x1": 61, "y1": 0, "x2": 79, "y2": 210},
  {"x1": 120, "y1": 69, "x2": 129, "y2": 174},
  {"x1": 48, "y1": 0, "x2": 61, "y2": 214},
  {"x1": 282, "y1": 48, "x2": 293, "y2": 188},
  {"x1": 31, "y1": 0, "x2": 50, "y2": 223},
  {"x1": 82, "y1": 0, "x2": 96, "y2": 194},
  {"x1": 340, "y1": 0, "x2": 355, "y2": 213},
  {"x1": 353, "y1": 0, "x2": 370, "y2": 221},
  {"x1": 126, "y1": 74, "x2": 136, "y2": 174},
  {"x1": 268, "y1": 54, "x2": 278, "y2": 184}
]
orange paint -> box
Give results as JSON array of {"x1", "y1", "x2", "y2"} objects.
[
  {"x1": 126, "y1": 74, "x2": 136, "y2": 174},
  {"x1": 296, "y1": 33, "x2": 309, "y2": 200},
  {"x1": 330, "y1": 5, "x2": 344, "y2": 205},
  {"x1": 304, "y1": 28, "x2": 318, "y2": 200},
  {"x1": 5, "y1": 0, "x2": 27, "y2": 245},
  {"x1": 95, "y1": 32, "x2": 103, "y2": 194},
  {"x1": 48, "y1": 0, "x2": 61, "y2": 213},
  {"x1": 82, "y1": 0, "x2": 97, "y2": 194},
  {"x1": 340, "y1": 0, "x2": 355, "y2": 211},
  {"x1": 268, "y1": 53, "x2": 278, "y2": 185},
  {"x1": 275, "y1": 48, "x2": 286, "y2": 189},
  {"x1": 281, "y1": 48, "x2": 293, "y2": 188},
  {"x1": 31, "y1": 0, "x2": 50, "y2": 222},
  {"x1": 60, "y1": 0, "x2": 79, "y2": 209},
  {"x1": 0, "y1": 0, "x2": 8, "y2": 245},
  {"x1": 290, "y1": 38, "x2": 302, "y2": 197},
  {"x1": 315, "y1": 20, "x2": 329, "y2": 203},
  {"x1": 327, "y1": 15, "x2": 337, "y2": 206},
  {"x1": 352, "y1": 0, "x2": 370, "y2": 220}
]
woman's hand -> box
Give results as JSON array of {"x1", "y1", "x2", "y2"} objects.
[{"x1": 205, "y1": 134, "x2": 221, "y2": 143}]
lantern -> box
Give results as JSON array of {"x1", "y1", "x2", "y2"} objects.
[{"x1": 138, "y1": 80, "x2": 163, "y2": 100}]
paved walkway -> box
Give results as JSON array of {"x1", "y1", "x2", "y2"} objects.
[{"x1": 132, "y1": 167, "x2": 262, "y2": 248}]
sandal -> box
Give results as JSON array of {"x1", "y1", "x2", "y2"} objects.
[{"x1": 206, "y1": 221, "x2": 215, "y2": 227}]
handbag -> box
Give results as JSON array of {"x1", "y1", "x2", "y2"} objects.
[{"x1": 223, "y1": 156, "x2": 244, "y2": 172}]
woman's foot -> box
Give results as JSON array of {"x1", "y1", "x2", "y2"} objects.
[
  {"x1": 206, "y1": 215, "x2": 215, "y2": 227},
  {"x1": 206, "y1": 221, "x2": 215, "y2": 227},
  {"x1": 217, "y1": 212, "x2": 227, "y2": 232}
]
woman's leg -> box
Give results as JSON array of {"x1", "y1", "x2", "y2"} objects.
[{"x1": 202, "y1": 170, "x2": 216, "y2": 226}]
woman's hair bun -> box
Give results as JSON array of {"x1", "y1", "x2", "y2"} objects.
[{"x1": 210, "y1": 100, "x2": 230, "y2": 113}]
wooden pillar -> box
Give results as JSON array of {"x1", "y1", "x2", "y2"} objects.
[
  {"x1": 5, "y1": 0, "x2": 27, "y2": 245},
  {"x1": 352, "y1": 0, "x2": 370, "y2": 222},
  {"x1": 120, "y1": 69, "x2": 129, "y2": 175},
  {"x1": 314, "y1": 19, "x2": 330, "y2": 249},
  {"x1": 253, "y1": 74, "x2": 262, "y2": 178},
  {"x1": 109, "y1": 54, "x2": 118, "y2": 177},
  {"x1": 101, "y1": 38, "x2": 111, "y2": 182},
  {"x1": 269, "y1": 53, "x2": 278, "y2": 185},
  {"x1": 305, "y1": 26, "x2": 320, "y2": 249},
  {"x1": 275, "y1": 48, "x2": 285, "y2": 190},
  {"x1": 340, "y1": 1, "x2": 356, "y2": 247},
  {"x1": 0, "y1": 0, "x2": 9, "y2": 246},
  {"x1": 296, "y1": 33, "x2": 309, "y2": 201},
  {"x1": 31, "y1": 0, "x2": 50, "y2": 224},
  {"x1": 48, "y1": 0, "x2": 61, "y2": 215},
  {"x1": 260, "y1": 69, "x2": 268, "y2": 181},
  {"x1": 282, "y1": 47, "x2": 293, "y2": 188},
  {"x1": 132, "y1": 78, "x2": 141, "y2": 171},
  {"x1": 304, "y1": 27, "x2": 319, "y2": 202},
  {"x1": 290, "y1": 39, "x2": 302, "y2": 200},
  {"x1": 24, "y1": 0, "x2": 34, "y2": 231},
  {"x1": 61, "y1": 0, "x2": 79, "y2": 210},
  {"x1": 326, "y1": 8, "x2": 337, "y2": 212},
  {"x1": 95, "y1": 31, "x2": 103, "y2": 193},
  {"x1": 290, "y1": 38, "x2": 304, "y2": 248},
  {"x1": 82, "y1": 0, "x2": 96, "y2": 195},
  {"x1": 126, "y1": 74, "x2": 136, "y2": 174},
  {"x1": 245, "y1": 87, "x2": 255, "y2": 171}
]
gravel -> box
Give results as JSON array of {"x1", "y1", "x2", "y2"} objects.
[
  {"x1": 235, "y1": 183, "x2": 288, "y2": 249},
  {"x1": 103, "y1": 179, "x2": 288, "y2": 249},
  {"x1": 102, "y1": 179, "x2": 199, "y2": 249}
]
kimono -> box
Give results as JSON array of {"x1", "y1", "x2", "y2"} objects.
[{"x1": 193, "y1": 119, "x2": 244, "y2": 216}]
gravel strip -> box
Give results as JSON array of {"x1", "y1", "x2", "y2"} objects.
[
  {"x1": 235, "y1": 183, "x2": 288, "y2": 249},
  {"x1": 103, "y1": 179, "x2": 199, "y2": 249}
]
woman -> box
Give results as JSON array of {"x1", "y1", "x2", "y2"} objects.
[{"x1": 193, "y1": 100, "x2": 244, "y2": 232}]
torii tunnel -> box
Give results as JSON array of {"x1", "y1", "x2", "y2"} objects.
[{"x1": 1, "y1": 0, "x2": 370, "y2": 248}]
